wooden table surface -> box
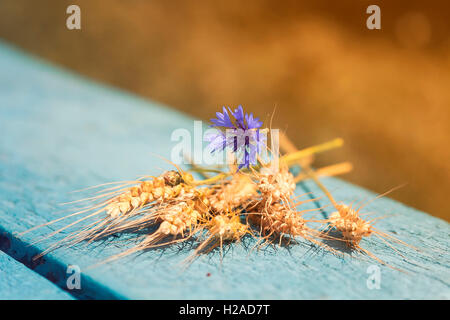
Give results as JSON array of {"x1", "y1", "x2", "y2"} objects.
[{"x1": 0, "y1": 41, "x2": 449, "y2": 299}]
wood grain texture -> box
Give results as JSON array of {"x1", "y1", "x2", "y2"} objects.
[
  {"x1": 0, "y1": 41, "x2": 449, "y2": 299},
  {"x1": 0, "y1": 250, "x2": 73, "y2": 299}
]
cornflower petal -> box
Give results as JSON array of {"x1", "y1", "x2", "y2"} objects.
[
  {"x1": 230, "y1": 105, "x2": 245, "y2": 129},
  {"x1": 210, "y1": 106, "x2": 235, "y2": 128}
]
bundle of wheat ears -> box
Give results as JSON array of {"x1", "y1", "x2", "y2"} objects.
[{"x1": 21, "y1": 106, "x2": 412, "y2": 269}]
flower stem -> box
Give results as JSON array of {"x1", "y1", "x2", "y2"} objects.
[
  {"x1": 294, "y1": 162, "x2": 353, "y2": 183},
  {"x1": 192, "y1": 172, "x2": 229, "y2": 186},
  {"x1": 279, "y1": 134, "x2": 342, "y2": 209},
  {"x1": 280, "y1": 138, "x2": 344, "y2": 166}
]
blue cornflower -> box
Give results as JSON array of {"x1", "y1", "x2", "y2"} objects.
[{"x1": 206, "y1": 105, "x2": 265, "y2": 169}]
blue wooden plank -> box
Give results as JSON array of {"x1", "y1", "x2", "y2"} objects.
[
  {"x1": 0, "y1": 41, "x2": 449, "y2": 299},
  {"x1": 0, "y1": 250, "x2": 73, "y2": 299}
]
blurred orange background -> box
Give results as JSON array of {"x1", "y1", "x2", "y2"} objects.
[{"x1": 0, "y1": 1, "x2": 449, "y2": 221}]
